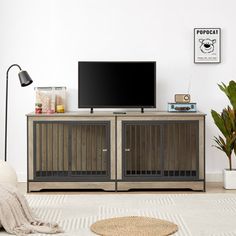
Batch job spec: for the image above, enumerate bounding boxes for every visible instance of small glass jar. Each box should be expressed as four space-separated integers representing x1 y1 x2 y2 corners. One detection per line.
35 87 54 113
55 87 66 113
35 87 66 113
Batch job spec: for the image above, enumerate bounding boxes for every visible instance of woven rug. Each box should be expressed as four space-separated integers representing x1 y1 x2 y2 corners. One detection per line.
0 193 236 235
90 216 178 236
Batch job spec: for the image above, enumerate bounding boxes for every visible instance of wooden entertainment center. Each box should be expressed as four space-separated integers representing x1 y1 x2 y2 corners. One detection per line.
27 111 205 192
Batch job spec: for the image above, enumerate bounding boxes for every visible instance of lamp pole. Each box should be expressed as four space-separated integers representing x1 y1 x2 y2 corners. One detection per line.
4 64 33 162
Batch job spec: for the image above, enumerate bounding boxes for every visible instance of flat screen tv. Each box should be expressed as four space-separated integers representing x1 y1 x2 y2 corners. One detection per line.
78 61 156 109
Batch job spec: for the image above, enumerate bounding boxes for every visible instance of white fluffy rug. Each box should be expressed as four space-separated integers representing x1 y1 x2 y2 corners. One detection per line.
0 193 236 235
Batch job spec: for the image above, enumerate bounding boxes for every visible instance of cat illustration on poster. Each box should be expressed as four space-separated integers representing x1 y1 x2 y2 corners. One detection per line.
199 38 216 54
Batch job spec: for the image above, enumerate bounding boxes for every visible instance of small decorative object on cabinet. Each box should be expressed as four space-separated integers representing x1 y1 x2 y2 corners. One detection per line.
168 103 197 112
27 111 205 192
174 94 191 103
211 81 236 189
35 87 66 114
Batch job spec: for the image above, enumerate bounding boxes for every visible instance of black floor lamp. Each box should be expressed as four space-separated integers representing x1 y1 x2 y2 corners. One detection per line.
4 64 33 162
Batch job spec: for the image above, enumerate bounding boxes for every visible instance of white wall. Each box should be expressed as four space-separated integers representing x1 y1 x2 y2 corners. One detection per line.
1 0 236 181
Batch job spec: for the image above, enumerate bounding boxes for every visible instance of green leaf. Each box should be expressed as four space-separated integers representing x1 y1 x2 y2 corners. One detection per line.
234 144 236 156
211 110 228 137
218 83 229 96
227 106 236 130
227 81 236 110
222 109 233 135
212 145 224 152
219 136 226 146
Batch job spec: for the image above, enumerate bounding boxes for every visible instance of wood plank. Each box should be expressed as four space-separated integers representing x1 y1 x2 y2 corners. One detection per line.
96 126 102 172
58 124 64 171
41 124 47 171
199 119 205 179
101 125 107 172
150 125 154 172
47 123 53 171
26 111 206 118
116 119 122 180
110 119 116 180
81 125 87 171
147 125 151 171
156 125 162 171
35 123 41 172
63 124 69 171
191 122 198 171
52 123 58 172
185 123 190 171
28 118 34 180
86 125 91 172
117 181 204 191
29 182 116 192
91 125 96 171
139 125 143 172
179 123 184 171
71 125 77 171
131 125 135 173
77 125 82 171
163 124 169 171
136 125 140 173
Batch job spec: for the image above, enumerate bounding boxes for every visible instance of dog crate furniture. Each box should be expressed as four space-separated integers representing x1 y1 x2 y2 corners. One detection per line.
27 111 205 192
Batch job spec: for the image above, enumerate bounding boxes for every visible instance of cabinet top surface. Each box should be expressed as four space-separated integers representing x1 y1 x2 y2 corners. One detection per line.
26 111 206 117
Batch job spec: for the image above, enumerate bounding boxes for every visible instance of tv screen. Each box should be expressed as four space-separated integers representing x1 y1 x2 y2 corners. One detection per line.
78 61 156 108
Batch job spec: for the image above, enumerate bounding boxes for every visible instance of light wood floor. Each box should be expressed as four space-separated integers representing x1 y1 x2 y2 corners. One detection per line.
18 182 236 194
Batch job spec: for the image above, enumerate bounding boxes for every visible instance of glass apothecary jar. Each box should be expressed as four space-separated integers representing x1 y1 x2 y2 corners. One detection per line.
55 87 66 113
35 87 66 113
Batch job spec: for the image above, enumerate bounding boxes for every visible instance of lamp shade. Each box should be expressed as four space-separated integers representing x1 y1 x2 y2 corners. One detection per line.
18 70 33 87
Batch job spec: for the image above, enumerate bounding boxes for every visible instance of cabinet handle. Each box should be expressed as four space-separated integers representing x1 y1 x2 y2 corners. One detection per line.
102 149 108 152
125 148 130 152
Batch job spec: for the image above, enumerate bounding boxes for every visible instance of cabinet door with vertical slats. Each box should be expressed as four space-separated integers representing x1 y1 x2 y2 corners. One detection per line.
122 120 199 180
123 122 162 179
33 121 110 181
162 121 199 179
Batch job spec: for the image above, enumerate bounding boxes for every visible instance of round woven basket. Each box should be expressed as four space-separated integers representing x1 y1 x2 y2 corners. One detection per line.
90 216 178 236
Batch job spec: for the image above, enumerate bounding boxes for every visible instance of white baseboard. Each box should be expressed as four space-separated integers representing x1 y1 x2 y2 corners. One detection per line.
17 172 223 183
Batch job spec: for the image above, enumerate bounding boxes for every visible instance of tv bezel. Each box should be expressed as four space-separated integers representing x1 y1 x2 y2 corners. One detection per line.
78 61 156 108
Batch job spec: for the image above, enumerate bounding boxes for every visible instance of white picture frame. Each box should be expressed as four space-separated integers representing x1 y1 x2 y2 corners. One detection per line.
194 28 221 64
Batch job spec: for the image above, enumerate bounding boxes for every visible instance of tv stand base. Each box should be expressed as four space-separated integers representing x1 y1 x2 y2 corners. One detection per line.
28 181 115 192
117 181 205 191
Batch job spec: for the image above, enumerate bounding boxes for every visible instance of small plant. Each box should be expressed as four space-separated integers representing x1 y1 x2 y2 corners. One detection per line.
211 107 236 170
211 81 236 170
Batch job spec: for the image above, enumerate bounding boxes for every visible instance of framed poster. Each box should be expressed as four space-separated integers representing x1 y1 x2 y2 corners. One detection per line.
194 28 221 63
